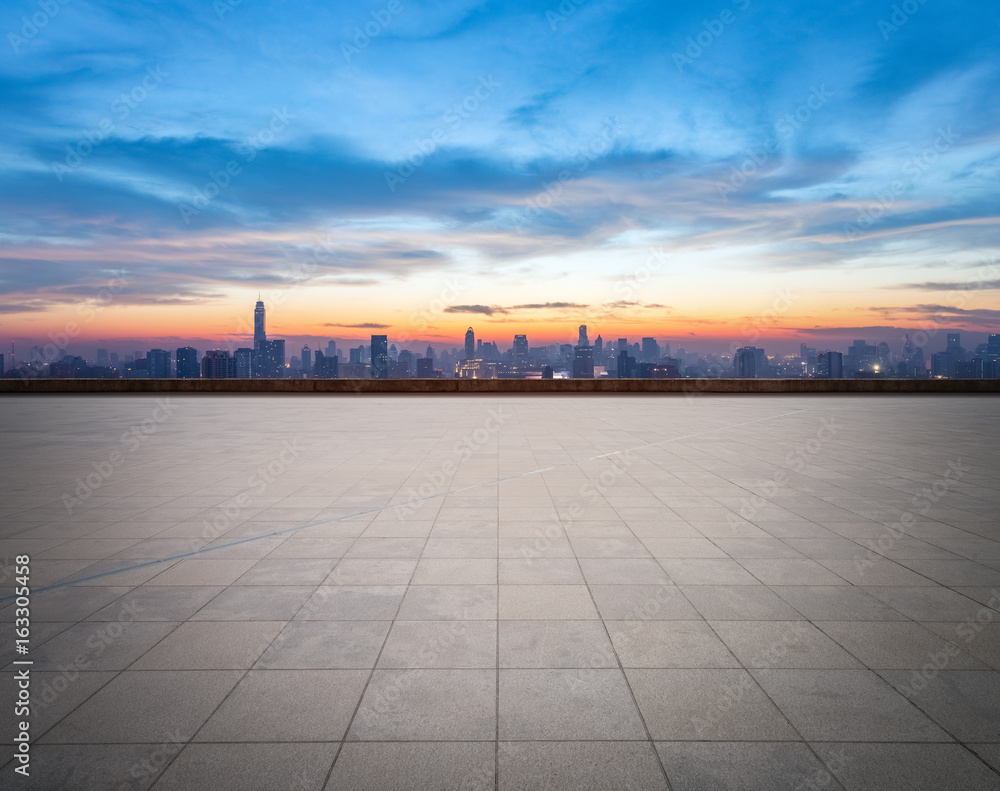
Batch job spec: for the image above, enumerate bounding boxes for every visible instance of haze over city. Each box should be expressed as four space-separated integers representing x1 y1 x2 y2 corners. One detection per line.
3 0 999 360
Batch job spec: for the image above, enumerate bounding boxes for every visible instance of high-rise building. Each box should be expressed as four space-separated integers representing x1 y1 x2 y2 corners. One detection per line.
594 335 603 356
371 335 389 379
946 333 962 354
641 337 659 362
96 348 109 367
148 349 170 378
513 335 528 370
253 297 267 377
465 328 475 360
234 348 254 378
734 346 766 378
817 351 843 379
573 346 594 378
578 325 589 347
0 353 4 374
313 350 339 378
988 335 1000 355
301 346 311 377
416 358 434 378
202 349 236 378
176 347 199 379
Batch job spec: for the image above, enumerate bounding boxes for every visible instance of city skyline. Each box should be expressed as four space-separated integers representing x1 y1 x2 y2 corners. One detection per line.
2 1 1000 355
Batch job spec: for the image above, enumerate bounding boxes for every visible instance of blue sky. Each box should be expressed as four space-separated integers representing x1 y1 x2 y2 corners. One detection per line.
2 0 999 354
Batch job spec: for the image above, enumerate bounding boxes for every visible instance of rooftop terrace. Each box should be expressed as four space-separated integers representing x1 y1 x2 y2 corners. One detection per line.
2 394 999 790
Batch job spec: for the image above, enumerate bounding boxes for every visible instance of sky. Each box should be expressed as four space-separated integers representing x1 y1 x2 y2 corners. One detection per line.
2 0 999 359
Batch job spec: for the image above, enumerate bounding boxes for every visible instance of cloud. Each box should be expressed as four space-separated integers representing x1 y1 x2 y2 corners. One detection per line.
444 305 507 315
887 280 1000 291
322 322 391 329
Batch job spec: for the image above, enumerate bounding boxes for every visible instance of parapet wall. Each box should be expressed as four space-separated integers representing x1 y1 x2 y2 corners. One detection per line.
1 378 998 394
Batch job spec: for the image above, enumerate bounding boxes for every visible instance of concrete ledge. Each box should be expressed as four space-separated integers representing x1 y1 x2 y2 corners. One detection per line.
1 378 998 394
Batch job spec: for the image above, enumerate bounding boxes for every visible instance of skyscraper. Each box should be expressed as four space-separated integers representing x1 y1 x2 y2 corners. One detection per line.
175 347 199 379
148 349 170 378
513 335 528 369
465 328 475 360
572 346 594 378
253 297 266 378
641 337 659 362
371 334 389 379
301 345 311 377
234 348 254 378
578 325 589 347
202 349 236 378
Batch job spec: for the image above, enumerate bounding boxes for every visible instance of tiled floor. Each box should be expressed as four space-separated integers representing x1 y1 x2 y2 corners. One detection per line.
1 394 999 790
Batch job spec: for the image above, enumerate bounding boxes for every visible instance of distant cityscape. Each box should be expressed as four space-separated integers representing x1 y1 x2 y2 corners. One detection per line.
4 298 1000 380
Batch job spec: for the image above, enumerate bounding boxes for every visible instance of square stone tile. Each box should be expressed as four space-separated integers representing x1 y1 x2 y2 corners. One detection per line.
196 669 368 741
579 558 671 585
590 585 701 620
712 621 861 669
657 558 760 585
295 586 405 620
657 742 845 791
923 621 1000 669
499 742 668 791
85 586 223 621
499 585 598 619
608 621 739 668
625 669 797 740
816 621 986 669
190 585 313 620
640 537 728 558
152 743 335 791
41 670 243 743
681 586 804 620
499 558 584 584
813 743 1000 791
773 586 906 621
0 744 175 791
378 620 496 668
345 537 426 558
569 536 652 558
26 620 179 671
500 620 616 668
737 558 848 585
266 538 353 558
256 620 390 668
348 669 496 740
397 585 497 620
882 669 1000 741
411 558 497 585
132 621 283 669
328 743 494 791
326 559 417 585
751 668 949 741
500 668 647 739
863 586 998 621
235 557 337 585
145 558 258 586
